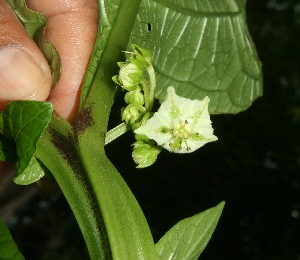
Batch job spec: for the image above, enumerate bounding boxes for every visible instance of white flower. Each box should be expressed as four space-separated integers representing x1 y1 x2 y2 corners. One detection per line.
134 87 218 153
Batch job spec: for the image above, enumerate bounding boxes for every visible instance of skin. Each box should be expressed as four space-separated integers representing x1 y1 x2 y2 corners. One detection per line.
0 0 98 173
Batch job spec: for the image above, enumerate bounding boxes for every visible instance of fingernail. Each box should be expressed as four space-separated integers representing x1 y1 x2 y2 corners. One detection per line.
0 47 51 103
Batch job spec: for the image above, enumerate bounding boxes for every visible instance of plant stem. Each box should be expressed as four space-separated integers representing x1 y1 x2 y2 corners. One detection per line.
146 64 156 111
141 79 151 111
74 0 158 258
105 122 129 145
36 114 110 259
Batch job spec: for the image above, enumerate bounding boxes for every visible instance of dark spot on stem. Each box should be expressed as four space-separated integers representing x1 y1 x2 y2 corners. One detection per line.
101 131 106 139
147 22 152 32
49 128 111 256
49 128 83 177
73 106 94 136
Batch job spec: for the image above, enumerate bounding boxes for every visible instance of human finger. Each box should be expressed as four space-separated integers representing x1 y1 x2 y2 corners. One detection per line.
0 0 52 111
26 0 98 121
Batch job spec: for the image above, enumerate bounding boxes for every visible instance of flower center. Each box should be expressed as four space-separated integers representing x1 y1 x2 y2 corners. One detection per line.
167 117 193 151
172 117 191 139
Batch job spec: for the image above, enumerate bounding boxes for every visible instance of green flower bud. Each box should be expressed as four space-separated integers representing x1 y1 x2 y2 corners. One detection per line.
131 112 152 130
122 104 146 125
129 55 150 70
112 75 122 86
124 89 144 105
139 112 152 125
132 141 161 168
127 45 153 70
118 62 143 91
131 44 152 64
135 133 150 142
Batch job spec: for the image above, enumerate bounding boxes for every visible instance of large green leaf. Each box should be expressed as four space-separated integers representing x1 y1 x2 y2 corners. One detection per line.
0 219 24 260
155 201 225 259
7 0 61 85
129 0 262 114
1 101 53 184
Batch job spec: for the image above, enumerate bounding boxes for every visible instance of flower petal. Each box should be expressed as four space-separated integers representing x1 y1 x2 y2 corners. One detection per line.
135 87 217 153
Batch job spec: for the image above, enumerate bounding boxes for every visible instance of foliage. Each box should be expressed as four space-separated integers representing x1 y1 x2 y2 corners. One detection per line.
129 0 262 113
0 219 24 260
0 101 52 184
0 0 262 259
155 202 225 260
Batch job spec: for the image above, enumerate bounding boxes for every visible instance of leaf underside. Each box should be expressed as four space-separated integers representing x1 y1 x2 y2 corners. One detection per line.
129 0 262 114
155 201 225 260
2 101 53 185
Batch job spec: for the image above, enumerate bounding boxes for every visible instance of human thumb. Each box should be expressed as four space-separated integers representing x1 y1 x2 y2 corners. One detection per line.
0 47 51 109
0 2 52 110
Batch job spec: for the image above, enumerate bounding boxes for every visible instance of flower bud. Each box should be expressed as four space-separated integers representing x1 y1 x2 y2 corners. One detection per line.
124 89 144 105
131 112 152 130
135 133 150 142
131 44 152 65
121 104 146 125
118 62 143 91
132 141 161 168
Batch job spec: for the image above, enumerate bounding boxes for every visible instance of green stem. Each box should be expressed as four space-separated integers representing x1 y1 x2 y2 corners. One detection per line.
141 79 151 111
74 0 158 259
146 65 156 111
105 122 129 145
36 114 110 259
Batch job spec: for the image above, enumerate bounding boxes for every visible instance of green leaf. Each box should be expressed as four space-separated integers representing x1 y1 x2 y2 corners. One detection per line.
7 0 61 85
235 0 246 9
13 156 46 185
2 101 53 185
0 219 24 260
155 201 225 260
129 0 262 114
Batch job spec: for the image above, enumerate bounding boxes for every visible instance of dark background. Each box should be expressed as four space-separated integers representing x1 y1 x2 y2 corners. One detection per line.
1 0 300 259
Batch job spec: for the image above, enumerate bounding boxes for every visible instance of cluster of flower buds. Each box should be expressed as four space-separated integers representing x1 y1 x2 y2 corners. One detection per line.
113 45 162 167
113 44 153 129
